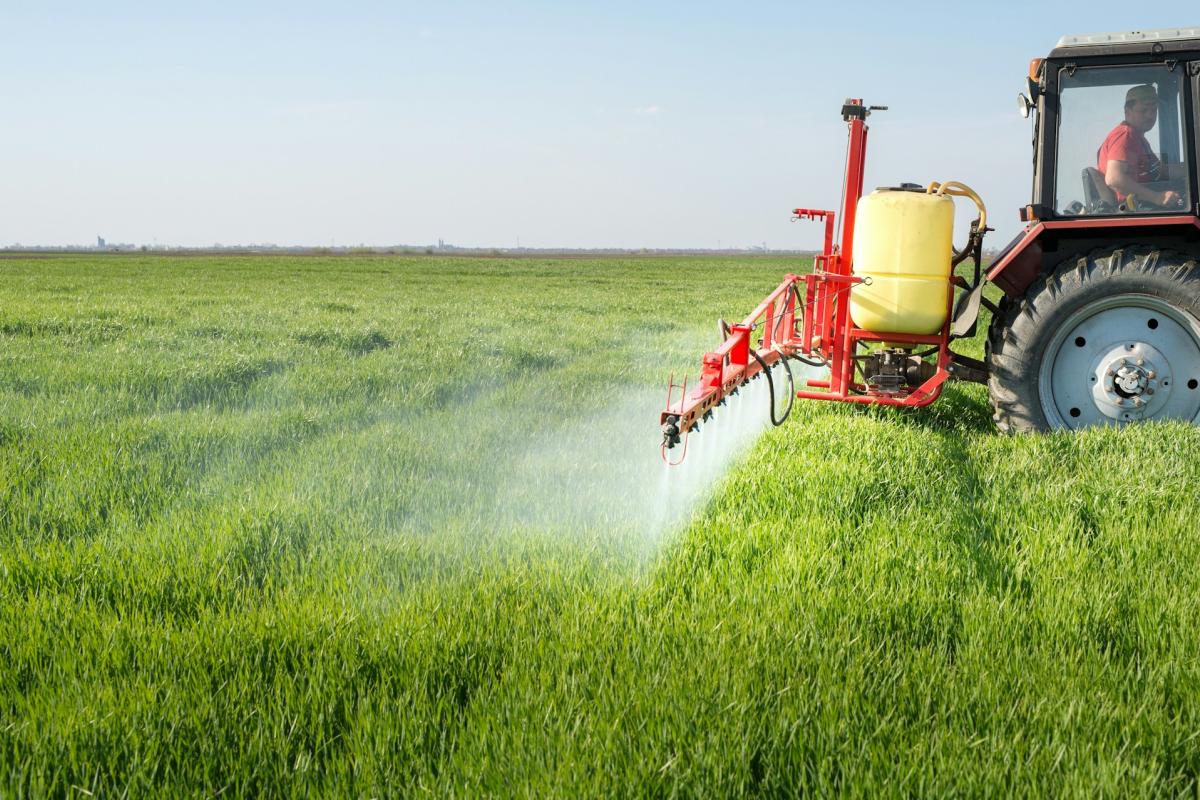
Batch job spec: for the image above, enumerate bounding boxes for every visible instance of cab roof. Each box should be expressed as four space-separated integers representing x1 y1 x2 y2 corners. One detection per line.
1049 27 1200 59
1056 27 1200 49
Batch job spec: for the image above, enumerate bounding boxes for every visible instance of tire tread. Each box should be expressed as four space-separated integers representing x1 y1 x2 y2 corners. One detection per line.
987 246 1200 433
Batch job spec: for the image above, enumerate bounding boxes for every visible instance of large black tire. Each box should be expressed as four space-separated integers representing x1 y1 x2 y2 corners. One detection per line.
987 246 1200 432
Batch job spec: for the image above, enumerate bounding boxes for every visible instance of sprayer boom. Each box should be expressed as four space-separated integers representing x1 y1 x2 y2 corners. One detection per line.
660 275 802 460
657 98 992 464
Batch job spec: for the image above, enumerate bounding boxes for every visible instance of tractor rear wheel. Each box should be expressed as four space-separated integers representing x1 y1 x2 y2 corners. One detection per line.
987 246 1200 432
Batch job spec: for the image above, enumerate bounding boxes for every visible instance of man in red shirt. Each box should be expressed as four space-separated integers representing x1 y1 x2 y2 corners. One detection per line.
1097 84 1181 209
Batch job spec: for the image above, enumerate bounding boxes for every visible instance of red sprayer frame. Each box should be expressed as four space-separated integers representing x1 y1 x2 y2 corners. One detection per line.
793 100 953 407
659 99 960 460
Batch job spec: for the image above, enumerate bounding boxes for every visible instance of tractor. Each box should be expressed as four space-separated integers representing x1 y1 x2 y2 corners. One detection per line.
660 27 1200 460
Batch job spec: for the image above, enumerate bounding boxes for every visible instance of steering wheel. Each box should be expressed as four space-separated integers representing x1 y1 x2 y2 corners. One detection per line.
1126 193 1185 213
1130 180 1188 212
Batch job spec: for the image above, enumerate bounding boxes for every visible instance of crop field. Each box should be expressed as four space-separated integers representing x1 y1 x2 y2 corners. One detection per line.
3 253 1200 797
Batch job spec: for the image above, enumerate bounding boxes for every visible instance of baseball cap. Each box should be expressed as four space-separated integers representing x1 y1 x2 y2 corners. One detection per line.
1125 84 1158 106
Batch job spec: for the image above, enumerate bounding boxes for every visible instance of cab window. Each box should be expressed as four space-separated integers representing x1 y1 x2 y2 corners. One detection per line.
1054 64 1190 216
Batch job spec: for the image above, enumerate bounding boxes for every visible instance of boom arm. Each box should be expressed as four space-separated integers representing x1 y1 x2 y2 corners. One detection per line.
659 275 802 456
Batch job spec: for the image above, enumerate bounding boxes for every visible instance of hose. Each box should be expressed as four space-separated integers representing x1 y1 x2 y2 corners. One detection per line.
791 352 828 368
750 349 795 427
926 180 988 233
770 284 792 344
770 284 827 368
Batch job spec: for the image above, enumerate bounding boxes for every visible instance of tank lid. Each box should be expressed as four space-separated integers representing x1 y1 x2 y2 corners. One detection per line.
874 183 926 193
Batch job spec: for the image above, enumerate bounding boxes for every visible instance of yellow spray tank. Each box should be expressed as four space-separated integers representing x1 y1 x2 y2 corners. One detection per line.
849 181 987 335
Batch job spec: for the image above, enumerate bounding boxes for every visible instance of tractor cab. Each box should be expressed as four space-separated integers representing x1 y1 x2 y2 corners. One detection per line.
990 28 1200 298
1027 28 1200 220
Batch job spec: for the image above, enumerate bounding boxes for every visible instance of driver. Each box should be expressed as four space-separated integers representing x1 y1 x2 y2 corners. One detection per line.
1097 84 1181 209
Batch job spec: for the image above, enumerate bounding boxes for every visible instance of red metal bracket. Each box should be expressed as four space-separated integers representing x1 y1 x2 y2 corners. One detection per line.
792 208 837 256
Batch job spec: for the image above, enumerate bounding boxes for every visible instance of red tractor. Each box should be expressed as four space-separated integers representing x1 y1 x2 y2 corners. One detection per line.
661 27 1200 459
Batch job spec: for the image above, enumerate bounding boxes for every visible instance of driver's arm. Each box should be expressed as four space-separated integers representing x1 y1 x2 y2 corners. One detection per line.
1105 159 1180 207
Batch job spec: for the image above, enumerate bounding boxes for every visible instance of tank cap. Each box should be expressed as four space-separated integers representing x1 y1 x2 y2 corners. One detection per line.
875 182 926 193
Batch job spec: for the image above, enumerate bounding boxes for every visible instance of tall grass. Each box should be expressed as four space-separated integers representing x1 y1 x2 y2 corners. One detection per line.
2 253 1199 796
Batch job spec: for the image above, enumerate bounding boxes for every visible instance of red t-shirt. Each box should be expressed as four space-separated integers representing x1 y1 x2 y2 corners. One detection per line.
1097 122 1161 199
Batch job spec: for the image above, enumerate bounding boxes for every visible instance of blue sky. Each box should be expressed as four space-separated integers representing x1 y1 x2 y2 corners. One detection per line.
1 2 1194 248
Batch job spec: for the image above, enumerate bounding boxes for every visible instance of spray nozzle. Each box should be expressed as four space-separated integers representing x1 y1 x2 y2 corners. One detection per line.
662 415 681 449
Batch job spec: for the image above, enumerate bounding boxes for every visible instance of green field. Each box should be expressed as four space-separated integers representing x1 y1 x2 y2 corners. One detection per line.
3 253 1200 797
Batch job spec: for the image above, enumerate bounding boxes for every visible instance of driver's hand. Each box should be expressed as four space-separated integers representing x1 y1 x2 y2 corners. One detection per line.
1160 190 1184 208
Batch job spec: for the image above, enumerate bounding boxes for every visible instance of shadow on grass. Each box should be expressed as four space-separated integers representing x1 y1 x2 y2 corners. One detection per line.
296 329 392 357
848 383 995 437
874 386 1031 602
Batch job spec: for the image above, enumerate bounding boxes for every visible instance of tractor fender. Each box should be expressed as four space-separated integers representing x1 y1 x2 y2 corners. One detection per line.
986 224 1044 298
986 215 1200 298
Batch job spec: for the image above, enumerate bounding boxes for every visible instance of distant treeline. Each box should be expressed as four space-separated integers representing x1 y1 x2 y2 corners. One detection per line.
1 245 1011 259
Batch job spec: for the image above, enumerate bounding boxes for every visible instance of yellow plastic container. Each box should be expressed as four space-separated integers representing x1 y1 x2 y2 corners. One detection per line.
850 189 954 335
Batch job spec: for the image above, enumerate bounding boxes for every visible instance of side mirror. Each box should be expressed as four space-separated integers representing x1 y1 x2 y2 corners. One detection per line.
1018 93 1033 119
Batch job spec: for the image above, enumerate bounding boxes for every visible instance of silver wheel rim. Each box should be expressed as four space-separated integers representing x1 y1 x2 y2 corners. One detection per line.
1038 294 1200 430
